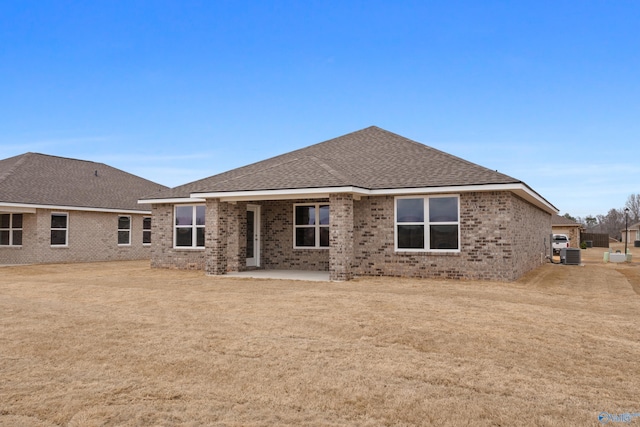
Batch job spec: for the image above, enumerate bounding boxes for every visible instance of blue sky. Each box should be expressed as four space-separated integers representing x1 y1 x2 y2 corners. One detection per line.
1 1 638 218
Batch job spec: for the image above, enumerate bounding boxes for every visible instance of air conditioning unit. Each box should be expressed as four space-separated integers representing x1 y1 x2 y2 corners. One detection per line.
560 248 581 265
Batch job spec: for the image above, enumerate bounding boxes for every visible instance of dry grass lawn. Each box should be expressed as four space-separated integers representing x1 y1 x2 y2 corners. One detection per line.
1 245 639 426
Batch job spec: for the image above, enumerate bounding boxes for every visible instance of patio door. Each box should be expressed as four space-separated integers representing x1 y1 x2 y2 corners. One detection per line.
246 205 260 267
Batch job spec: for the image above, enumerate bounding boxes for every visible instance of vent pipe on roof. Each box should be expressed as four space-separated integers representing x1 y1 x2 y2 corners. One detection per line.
95 170 98 177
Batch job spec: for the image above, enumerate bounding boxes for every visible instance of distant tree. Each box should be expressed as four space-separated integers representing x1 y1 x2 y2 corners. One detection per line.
562 213 577 222
584 216 598 230
574 193 640 239
605 209 625 239
625 194 640 223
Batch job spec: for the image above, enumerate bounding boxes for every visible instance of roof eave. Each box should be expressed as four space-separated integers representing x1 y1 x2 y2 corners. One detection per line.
170 183 557 214
0 202 151 215
138 197 207 205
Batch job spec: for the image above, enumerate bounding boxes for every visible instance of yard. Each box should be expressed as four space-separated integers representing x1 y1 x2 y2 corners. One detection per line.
1 246 639 426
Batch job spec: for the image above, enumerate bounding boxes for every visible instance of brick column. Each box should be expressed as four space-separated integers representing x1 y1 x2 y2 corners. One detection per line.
150 204 171 268
205 198 228 275
225 202 246 273
329 193 354 281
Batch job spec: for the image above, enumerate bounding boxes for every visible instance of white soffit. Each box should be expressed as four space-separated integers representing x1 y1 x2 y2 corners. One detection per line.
138 197 206 205
186 183 557 214
0 202 150 215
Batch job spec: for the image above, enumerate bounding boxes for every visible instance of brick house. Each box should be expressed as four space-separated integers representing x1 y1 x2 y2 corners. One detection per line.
0 153 167 265
141 127 557 281
621 222 640 244
552 214 582 248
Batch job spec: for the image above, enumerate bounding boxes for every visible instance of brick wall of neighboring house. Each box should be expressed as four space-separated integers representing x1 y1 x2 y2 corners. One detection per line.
151 204 206 270
0 209 151 265
352 192 551 281
552 226 581 249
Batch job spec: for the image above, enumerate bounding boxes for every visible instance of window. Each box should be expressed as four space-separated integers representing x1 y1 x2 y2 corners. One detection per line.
51 213 68 246
395 196 459 251
0 213 23 246
118 216 131 245
174 205 205 248
294 204 329 248
143 217 151 245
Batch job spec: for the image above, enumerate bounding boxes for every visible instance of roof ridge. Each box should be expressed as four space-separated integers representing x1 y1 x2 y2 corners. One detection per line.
143 126 534 200
307 155 355 185
1 152 167 211
168 126 382 193
0 152 30 186
189 156 307 193
28 152 106 166
370 127 521 183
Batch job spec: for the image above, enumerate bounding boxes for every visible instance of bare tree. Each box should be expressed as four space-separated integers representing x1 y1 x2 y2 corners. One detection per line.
625 194 640 223
567 193 640 239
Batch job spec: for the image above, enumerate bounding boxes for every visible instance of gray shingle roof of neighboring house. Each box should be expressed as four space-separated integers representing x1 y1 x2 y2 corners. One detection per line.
552 214 582 226
0 153 167 212
148 126 525 200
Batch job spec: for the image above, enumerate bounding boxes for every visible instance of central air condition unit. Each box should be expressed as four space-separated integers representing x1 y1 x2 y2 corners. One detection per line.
560 248 581 265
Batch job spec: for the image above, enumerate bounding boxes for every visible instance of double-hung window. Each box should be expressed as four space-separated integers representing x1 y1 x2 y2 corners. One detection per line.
118 216 131 245
175 205 205 248
294 204 329 248
143 217 151 245
0 213 23 246
51 213 68 246
395 196 459 251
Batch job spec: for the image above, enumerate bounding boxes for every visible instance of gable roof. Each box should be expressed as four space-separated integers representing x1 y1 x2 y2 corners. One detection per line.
0 153 167 212
142 126 556 213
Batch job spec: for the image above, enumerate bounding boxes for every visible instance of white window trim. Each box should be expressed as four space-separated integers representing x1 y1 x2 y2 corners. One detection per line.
394 195 461 253
0 213 23 247
293 203 330 250
142 216 152 246
118 215 132 246
51 212 69 247
173 205 206 249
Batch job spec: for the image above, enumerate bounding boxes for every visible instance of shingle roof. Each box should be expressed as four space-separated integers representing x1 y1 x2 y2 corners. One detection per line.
152 126 522 199
552 214 581 226
0 153 167 211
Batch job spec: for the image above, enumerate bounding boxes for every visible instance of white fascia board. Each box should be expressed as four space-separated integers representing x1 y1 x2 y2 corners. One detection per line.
0 204 37 214
187 183 557 214
367 183 522 195
138 197 206 205
190 187 369 202
368 183 557 214
0 202 150 215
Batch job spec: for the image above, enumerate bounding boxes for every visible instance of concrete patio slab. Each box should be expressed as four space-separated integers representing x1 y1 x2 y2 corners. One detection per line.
225 270 330 281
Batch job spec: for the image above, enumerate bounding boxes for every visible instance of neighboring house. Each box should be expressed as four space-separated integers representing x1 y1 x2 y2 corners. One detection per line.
552 214 582 248
0 153 167 265
621 222 640 244
140 126 557 281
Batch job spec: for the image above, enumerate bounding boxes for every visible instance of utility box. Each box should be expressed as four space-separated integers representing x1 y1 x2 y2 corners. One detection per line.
560 248 581 265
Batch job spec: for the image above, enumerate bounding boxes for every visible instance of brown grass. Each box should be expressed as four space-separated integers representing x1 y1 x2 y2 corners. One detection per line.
1 247 639 426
